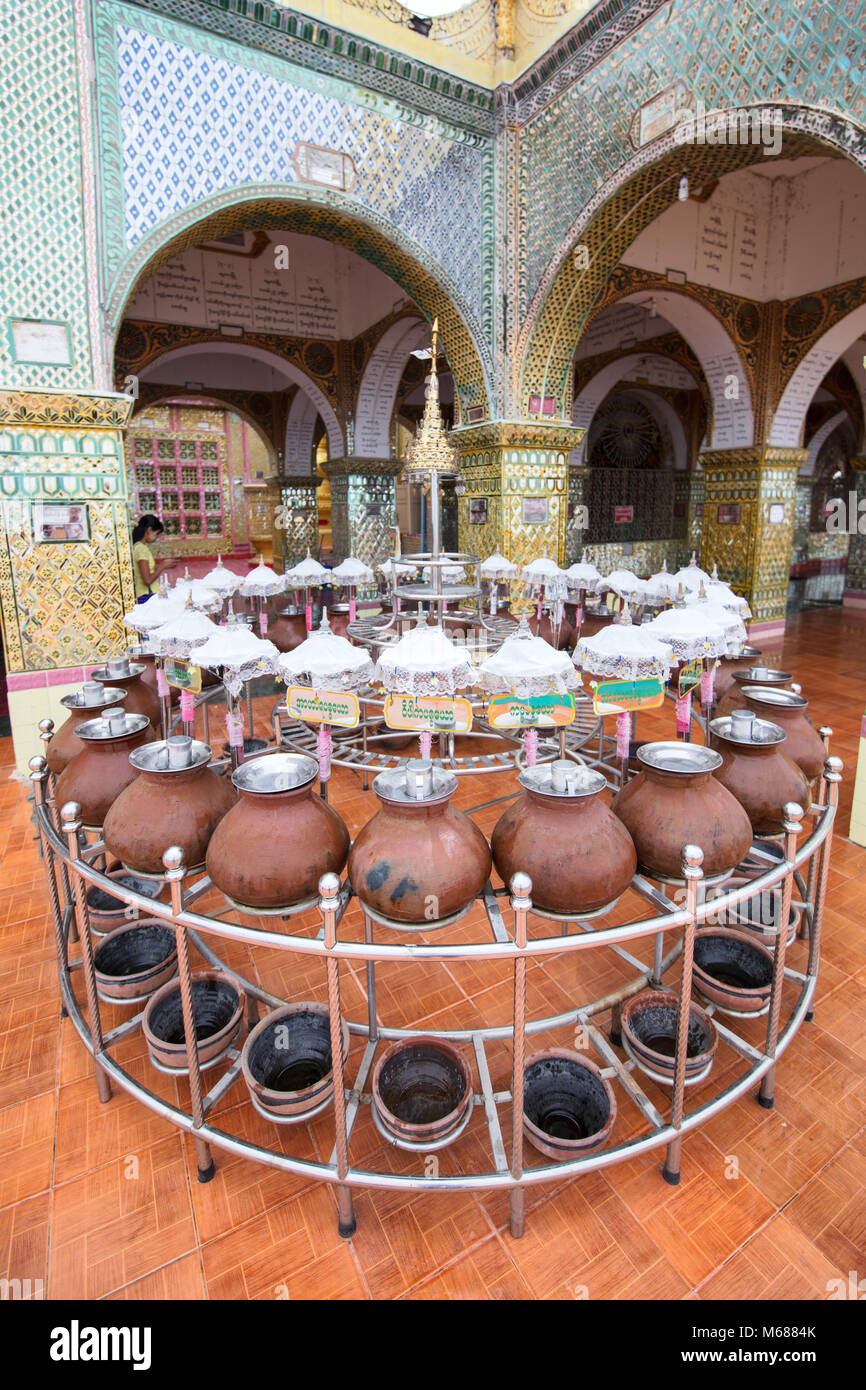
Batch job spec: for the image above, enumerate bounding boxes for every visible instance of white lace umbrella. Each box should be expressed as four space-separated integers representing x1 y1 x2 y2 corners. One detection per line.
191 618 280 698
682 594 748 652
674 552 711 593
599 569 648 603
201 556 242 596
148 605 221 659
480 552 518 614
285 551 331 633
240 557 286 598
577 608 672 773
705 564 752 619
375 620 473 697
278 610 374 692
123 591 186 632
648 606 728 662
564 554 602 592
645 560 681 606
522 557 568 600
332 555 375 622
421 563 466 584
171 573 222 612
478 618 580 698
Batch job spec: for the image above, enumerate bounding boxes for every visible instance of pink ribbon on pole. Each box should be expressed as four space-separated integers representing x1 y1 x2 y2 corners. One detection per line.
156 668 170 699
225 710 245 748
536 594 543 621
305 604 312 631
317 724 332 783
676 691 692 734
700 666 715 704
524 728 538 766
258 612 268 637
180 689 196 723
616 710 630 761
349 596 357 622
576 604 583 630
419 730 432 759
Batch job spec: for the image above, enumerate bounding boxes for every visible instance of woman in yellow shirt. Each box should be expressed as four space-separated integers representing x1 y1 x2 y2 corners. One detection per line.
132 514 174 601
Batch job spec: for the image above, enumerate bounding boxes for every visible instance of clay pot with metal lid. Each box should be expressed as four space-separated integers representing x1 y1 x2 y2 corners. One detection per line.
612 742 753 883
241 1002 349 1122
737 686 825 782
713 664 793 720
712 645 762 701
527 611 573 651
206 753 349 911
268 605 307 653
522 1050 617 1161
325 604 352 638
710 709 810 836
54 711 155 829
142 969 243 1071
103 736 236 878
348 759 491 924
89 656 162 730
46 680 127 774
491 760 636 915
371 1036 472 1148
621 989 717 1082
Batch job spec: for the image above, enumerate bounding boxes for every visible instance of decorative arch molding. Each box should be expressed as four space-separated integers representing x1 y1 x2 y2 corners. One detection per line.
771 304 866 448
284 388 320 475
572 351 697 466
517 109 866 418
354 315 429 459
802 411 853 478
103 190 493 419
134 341 344 458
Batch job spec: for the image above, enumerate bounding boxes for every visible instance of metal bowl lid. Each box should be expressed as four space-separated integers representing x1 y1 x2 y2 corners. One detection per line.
130 737 213 773
741 685 806 710
77 711 151 741
519 759 606 799
230 752 317 795
90 659 145 681
636 741 722 775
710 710 786 746
733 666 791 684
61 682 126 710
274 605 303 617
372 758 458 804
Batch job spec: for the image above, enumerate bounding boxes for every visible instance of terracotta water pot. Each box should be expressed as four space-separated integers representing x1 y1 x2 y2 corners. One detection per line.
371 1036 472 1147
206 753 349 910
89 656 162 730
522 1050 617 1161
710 710 810 836
491 760 636 915
737 686 825 782
268 606 307 653
85 868 168 935
712 646 762 701
241 1003 349 1121
46 681 127 774
527 611 573 651
326 604 352 637
93 920 178 1001
612 742 753 882
103 737 236 876
621 989 717 1081
692 928 774 1014
54 711 155 829
143 969 243 1071
713 664 793 720
348 760 491 924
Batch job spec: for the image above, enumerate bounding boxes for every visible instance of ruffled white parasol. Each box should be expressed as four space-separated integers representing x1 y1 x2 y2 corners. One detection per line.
201 556 242 595
478 618 580 697
285 551 330 586
599 569 648 602
240 557 287 597
190 616 280 697
705 564 752 619
565 552 602 592
123 592 186 632
480 552 519 579
576 605 672 680
682 593 747 652
148 604 222 659
644 559 681 605
421 563 466 584
522 557 568 600
375 619 474 697
673 552 711 593
277 610 375 691
647 605 728 661
332 556 375 585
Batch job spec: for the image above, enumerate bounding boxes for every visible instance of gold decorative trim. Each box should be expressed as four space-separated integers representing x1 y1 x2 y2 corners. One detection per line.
320 457 405 478
0 390 134 429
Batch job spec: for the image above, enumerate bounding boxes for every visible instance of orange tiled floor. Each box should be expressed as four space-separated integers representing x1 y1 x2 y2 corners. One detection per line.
1 605 865 1300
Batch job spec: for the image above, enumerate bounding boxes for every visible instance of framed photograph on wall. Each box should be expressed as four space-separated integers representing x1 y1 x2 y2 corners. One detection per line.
521 497 549 525
31 503 91 544
469 497 488 525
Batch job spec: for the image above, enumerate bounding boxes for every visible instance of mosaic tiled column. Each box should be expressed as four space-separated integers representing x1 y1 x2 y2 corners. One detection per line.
451 423 584 568
842 458 866 610
674 471 705 571
699 447 805 638
0 390 136 775
244 477 282 567
275 476 323 569
788 477 815 612
319 458 402 573
565 464 589 565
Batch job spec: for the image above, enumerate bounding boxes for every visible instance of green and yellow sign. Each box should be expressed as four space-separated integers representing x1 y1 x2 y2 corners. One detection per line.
592 678 665 715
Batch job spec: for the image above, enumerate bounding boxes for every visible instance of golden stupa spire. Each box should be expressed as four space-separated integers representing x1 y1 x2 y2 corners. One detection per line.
403 318 458 480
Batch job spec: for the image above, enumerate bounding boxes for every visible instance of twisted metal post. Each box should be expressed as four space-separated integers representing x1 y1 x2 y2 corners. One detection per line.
759 803 804 1108
509 871 531 1238
663 843 703 1185
29 759 69 1001
163 846 215 1181
39 719 77 940
803 727 833 932
806 759 842 1020
321 872 355 1238
61 802 111 1103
